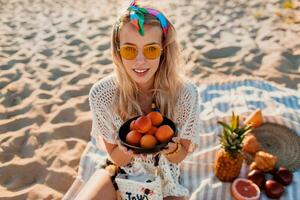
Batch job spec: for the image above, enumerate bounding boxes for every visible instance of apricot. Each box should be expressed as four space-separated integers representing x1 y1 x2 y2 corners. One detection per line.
146 126 158 135
147 111 163 126
126 130 142 146
135 116 152 133
243 134 261 155
140 135 157 149
130 120 137 130
155 125 174 143
244 109 263 128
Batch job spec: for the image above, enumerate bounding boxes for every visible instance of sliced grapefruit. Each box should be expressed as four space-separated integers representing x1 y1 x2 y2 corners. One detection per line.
231 178 260 200
244 109 263 128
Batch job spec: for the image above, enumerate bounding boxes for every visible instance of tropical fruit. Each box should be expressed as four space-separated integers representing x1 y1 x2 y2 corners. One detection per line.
130 120 138 130
247 169 266 188
155 125 174 143
140 135 158 149
135 116 152 133
242 135 261 155
214 112 252 182
274 167 293 186
124 113 175 149
231 178 260 200
147 111 163 126
244 109 263 128
126 130 142 146
146 126 158 135
264 180 284 199
250 151 277 172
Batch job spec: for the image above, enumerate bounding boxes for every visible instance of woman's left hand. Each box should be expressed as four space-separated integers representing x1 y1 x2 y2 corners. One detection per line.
160 136 180 155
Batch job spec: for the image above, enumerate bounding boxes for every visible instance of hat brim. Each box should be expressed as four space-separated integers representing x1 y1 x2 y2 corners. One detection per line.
251 122 300 172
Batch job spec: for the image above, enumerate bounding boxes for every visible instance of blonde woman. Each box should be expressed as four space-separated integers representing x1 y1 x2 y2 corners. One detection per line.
64 1 200 200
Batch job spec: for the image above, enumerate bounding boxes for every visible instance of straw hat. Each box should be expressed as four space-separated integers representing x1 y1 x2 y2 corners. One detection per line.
251 122 300 172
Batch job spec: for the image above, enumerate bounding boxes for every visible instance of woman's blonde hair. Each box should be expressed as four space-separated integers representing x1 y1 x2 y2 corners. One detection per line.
111 5 184 121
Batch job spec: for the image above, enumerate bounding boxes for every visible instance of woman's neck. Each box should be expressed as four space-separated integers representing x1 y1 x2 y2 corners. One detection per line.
137 79 154 96
138 95 153 114
136 78 155 114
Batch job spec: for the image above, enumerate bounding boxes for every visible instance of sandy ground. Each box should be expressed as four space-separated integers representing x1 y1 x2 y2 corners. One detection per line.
0 0 299 199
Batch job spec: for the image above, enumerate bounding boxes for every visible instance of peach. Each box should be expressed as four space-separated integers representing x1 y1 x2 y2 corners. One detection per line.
147 111 163 126
244 109 263 128
155 125 174 143
126 130 142 146
145 126 158 135
130 120 137 130
135 115 152 133
140 135 157 149
243 134 261 155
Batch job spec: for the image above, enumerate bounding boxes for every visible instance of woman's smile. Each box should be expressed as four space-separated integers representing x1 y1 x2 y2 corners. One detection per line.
132 68 150 77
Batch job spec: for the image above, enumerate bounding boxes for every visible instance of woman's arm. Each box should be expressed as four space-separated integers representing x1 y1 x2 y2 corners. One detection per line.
102 138 134 167
162 138 190 164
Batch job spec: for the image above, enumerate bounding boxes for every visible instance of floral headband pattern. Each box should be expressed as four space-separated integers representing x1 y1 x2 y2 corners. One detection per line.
128 1 168 36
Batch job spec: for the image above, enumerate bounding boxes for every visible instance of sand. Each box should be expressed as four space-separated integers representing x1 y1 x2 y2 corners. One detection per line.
0 0 299 199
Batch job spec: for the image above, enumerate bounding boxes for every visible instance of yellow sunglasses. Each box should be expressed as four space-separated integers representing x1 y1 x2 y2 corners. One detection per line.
118 44 163 60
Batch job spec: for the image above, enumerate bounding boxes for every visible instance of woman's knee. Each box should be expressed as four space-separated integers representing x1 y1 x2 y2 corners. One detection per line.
63 177 84 200
74 169 117 200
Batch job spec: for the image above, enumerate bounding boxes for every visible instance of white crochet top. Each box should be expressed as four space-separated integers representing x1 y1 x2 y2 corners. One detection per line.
89 74 200 197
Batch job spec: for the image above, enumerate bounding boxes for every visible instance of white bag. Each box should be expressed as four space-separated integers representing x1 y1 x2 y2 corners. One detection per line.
115 167 163 200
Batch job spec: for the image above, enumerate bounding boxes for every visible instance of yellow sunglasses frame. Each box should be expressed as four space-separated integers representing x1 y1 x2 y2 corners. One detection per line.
118 44 163 60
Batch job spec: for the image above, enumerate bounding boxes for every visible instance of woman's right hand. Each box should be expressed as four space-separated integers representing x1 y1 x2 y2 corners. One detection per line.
116 140 134 156
111 140 135 166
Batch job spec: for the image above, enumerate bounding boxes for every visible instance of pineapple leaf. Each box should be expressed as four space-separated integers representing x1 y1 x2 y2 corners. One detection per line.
236 115 239 130
226 130 233 145
236 123 252 135
217 112 253 155
220 128 231 146
240 134 247 142
231 112 241 131
230 112 237 130
218 121 233 132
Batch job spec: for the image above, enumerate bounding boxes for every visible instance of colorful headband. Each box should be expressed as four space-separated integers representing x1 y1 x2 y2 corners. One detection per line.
128 1 168 36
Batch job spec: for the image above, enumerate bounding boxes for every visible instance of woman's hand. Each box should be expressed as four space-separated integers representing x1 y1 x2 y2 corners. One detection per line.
106 140 135 167
160 136 180 155
116 140 134 156
160 137 191 164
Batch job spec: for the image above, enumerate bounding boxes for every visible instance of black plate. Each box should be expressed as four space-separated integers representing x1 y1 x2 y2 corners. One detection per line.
118 116 177 154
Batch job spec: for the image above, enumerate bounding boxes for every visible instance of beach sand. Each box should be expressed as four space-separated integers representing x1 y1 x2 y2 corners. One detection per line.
0 0 299 199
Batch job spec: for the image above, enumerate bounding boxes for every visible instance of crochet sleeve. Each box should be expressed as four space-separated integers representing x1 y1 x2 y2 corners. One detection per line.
89 80 117 145
174 82 200 152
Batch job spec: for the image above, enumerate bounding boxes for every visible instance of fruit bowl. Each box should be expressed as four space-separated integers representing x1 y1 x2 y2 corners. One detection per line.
118 115 177 154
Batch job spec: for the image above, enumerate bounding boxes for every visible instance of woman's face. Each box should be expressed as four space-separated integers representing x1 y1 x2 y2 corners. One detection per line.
119 23 163 90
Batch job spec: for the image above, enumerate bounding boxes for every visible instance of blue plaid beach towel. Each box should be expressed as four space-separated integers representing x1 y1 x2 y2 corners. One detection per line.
181 77 300 200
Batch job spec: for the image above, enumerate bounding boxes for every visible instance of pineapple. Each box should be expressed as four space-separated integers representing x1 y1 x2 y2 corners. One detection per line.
214 112 252 182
